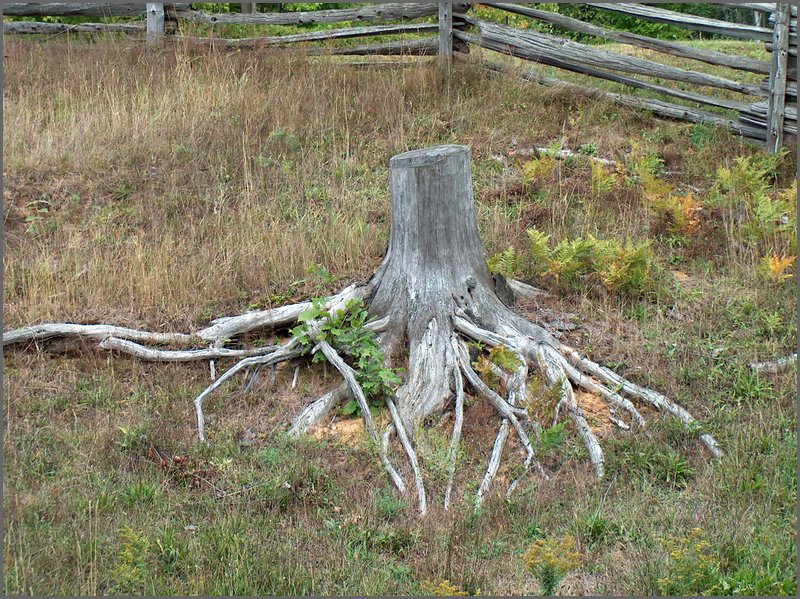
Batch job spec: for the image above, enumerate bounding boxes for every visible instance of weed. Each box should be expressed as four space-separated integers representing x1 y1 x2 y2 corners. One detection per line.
523 534 582 595
534 421 568 456
759 252 795 284
291 298 402 415
118 480 159 507
650 192 702 237
374 487 407 520
521 156 555 186
590 161 617 196
420 579 470 596
110 527 150 594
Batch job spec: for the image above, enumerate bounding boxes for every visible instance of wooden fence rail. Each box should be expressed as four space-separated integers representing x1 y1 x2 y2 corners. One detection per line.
3 1 794 151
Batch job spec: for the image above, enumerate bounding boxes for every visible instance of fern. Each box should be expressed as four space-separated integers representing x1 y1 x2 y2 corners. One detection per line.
526 227 552 275
487 246 523 279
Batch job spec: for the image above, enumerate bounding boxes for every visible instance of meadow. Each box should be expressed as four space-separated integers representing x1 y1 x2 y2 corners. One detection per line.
2 36 797 595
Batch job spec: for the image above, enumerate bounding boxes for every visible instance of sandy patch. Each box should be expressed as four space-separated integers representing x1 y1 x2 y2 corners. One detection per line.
574 388 612 435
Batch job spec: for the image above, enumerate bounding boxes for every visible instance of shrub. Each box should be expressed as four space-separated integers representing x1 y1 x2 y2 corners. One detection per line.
291 298 402 416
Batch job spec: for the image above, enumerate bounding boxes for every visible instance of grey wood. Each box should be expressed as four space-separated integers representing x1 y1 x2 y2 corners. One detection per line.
767 3 791 151
586 2 774 41
438 2 453 65
171 23 437 48
175 35 438 57
464 52 766 140
146 2 164 47
3 3 187 16
466 19 763 96
175 3 447 26
485 2 770 75
3 21 144 34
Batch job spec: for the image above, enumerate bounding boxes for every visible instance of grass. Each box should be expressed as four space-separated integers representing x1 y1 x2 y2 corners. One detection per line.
3 36 797 596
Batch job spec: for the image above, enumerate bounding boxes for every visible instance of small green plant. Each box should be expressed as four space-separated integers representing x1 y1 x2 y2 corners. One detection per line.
689 123 715 149
590 161 617 196
523 534 582 595
533 421 567 456
115 424 149 454
657 528 724 595
374 487 407 520
472 344 521 391
487 246 523 279
118 480 158 507
291 298 402 416
155 530 186 576
521 156 555 186
576 511 620 545
577 142 597 156
609 440 695 488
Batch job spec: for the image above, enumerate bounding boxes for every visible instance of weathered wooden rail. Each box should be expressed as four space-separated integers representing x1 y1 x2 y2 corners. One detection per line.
3 2 795 151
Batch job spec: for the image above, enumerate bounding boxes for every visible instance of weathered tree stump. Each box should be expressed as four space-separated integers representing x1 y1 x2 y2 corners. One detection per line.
3 145 722 514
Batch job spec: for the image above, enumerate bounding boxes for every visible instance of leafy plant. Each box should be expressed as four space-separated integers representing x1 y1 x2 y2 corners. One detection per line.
759 253 796 284
521 156 555 186
590 161 617 196
650 192 702 236
533 421 567 456
487 246 523 279
527 228 552 276
291 298 402 416
523 534 582 595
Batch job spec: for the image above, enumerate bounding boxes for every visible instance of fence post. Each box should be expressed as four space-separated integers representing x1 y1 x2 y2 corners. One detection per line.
146 3 165 48
766 2 790 153
241 3 255 13
438 2 453 67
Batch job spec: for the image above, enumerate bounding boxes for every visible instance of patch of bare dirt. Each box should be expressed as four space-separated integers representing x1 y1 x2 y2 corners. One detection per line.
312 416 367 447
574 388 612 436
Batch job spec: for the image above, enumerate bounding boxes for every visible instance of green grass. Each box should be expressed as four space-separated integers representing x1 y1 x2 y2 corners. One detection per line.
3 36 797 595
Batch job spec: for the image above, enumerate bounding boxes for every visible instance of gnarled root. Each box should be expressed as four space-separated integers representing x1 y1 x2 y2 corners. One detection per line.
3 277 722 515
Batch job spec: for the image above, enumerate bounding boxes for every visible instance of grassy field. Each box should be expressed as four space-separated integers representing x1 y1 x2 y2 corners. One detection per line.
3 36 797 596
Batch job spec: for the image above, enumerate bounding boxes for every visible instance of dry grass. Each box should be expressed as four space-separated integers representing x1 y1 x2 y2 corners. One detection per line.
3 38 797 596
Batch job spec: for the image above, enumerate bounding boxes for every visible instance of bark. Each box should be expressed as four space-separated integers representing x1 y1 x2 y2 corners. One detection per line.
367 145 505 429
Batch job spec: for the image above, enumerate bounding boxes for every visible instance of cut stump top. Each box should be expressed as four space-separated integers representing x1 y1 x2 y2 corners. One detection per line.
390 144 470 168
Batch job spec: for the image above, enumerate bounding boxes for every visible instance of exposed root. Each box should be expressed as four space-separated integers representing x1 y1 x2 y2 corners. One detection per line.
386 397 427 515
476 418 510 508
444 340 466 510
559 345 723 458
315 340 406 495
533 343 605 477
194 340 303 442
288 382 349 437
2 323 193 347
750 353 797 373
97 336 279 362
4 279 723 512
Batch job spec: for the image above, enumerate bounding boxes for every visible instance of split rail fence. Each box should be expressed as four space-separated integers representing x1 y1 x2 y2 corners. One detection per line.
4 2 797 151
